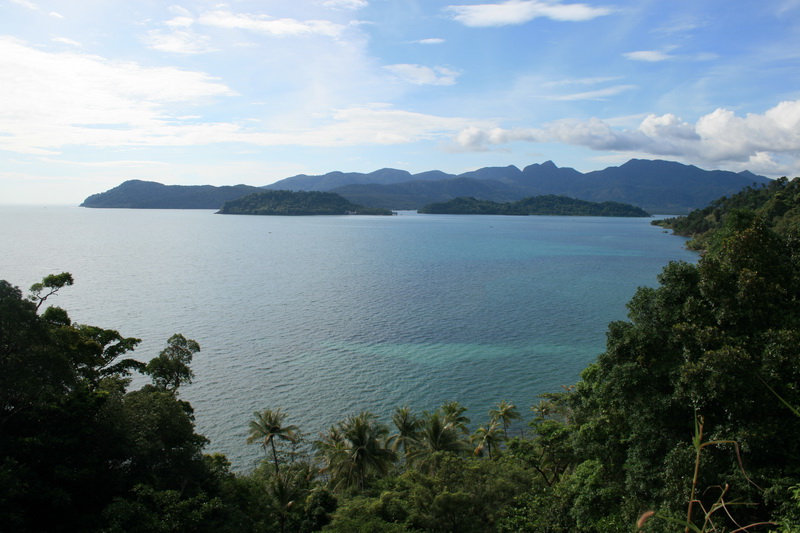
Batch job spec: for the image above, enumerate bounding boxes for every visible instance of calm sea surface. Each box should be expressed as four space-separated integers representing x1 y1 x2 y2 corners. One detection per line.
1 206 696 469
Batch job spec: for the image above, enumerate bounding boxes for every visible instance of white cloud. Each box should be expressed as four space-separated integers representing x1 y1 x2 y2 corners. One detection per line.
9 0 61 17
52 37 82 47
9 0 38 10
544 76 621 87
320 0 368 9
384 64 461 86
0 39 479 153
551 84 636 101
416 38 446 45
453 100 800 176
623 50 673 62
197 10 345 38
143 29 215 54
0 37 236 153
446 0 612 27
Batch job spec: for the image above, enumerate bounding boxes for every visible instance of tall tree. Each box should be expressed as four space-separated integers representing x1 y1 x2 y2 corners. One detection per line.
489 400 521 439
440 400 471 434
470 420 501 459
145 333 200 392
408 410 469 474
247 409 299 475
388 405 421 461
317 412 395 491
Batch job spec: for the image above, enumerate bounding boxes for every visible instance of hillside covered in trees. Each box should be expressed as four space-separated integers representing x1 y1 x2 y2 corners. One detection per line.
654 176 800 249
216 190 393 216
418 195 650 217
79 159 769 213
81 180 264 209
4 210 800 531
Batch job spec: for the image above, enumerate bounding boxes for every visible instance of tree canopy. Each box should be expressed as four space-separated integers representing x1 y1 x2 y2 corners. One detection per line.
418 195 650 217
216 190 393 216
5 200 800 531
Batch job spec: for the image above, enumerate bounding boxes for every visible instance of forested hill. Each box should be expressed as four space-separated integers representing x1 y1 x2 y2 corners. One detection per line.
80 159 769 213
280 159 769 213
654 176 799 249
418 195 650 217
80 179 263 209
216 190 393 216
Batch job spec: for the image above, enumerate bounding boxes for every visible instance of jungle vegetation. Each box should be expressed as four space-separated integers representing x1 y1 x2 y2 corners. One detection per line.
654 176 800 249
417 195 650 217
4 199 800 531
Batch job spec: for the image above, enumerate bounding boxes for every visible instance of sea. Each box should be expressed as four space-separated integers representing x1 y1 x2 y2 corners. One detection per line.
0 206 697 470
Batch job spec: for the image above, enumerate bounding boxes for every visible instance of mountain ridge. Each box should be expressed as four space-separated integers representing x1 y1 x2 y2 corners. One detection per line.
81 159 772 213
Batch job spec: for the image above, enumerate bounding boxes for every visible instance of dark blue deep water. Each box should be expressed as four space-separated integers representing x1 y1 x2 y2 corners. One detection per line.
1 207 696 468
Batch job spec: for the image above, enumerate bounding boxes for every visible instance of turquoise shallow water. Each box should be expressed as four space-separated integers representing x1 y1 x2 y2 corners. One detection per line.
0 207 696 469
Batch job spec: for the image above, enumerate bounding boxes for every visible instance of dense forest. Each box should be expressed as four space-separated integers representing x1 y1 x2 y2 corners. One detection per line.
417 195 650 217
653 176 800 249
216 190 393 216
4 194 800 531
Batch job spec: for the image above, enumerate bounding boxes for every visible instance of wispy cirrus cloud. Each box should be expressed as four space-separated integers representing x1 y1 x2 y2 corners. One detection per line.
445 0 613 27
384 64 461 86
143 6 353 54
142 29 215 54
550 84 636 101
320 0 369 9
51 37 82 47
197 10 346 38
623 50 674 62
0 38 478 153
0 37 236 154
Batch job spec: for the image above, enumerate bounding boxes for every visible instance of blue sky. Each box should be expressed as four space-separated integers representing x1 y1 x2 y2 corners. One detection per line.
2 0 800 204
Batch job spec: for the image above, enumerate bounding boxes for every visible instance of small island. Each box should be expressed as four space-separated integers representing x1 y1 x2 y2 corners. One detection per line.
418 195 651 217
216 190 394 216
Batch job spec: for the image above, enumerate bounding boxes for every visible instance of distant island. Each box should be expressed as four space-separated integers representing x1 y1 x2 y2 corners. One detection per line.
79 159 771 213
216 190 393 216
80 180 263 209
418 195 650 217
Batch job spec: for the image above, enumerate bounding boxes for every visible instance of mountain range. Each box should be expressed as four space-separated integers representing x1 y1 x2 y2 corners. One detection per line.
81 159 771 213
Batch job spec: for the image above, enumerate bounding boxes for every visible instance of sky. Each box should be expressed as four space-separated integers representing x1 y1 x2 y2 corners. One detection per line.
2 0 800 204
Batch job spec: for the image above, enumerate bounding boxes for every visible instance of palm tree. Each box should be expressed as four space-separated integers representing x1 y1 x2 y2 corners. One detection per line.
388 405 421 461
247 408 299 474
265 462 315 533
489 400 521 439
408 410 469 474
470 420 501 459
315 412 396 491
339 411 396 491
440 400 471 434
313 424 348 485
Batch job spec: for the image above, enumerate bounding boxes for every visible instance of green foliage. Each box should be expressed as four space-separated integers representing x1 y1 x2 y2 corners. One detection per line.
29 272 74 310
654 176 800 249
0 274 236 532
7 206 800 532
418 195 650 216
145 333 200 391
247 408 300 475
217 190 393 216
567 214 800 530
314 411 396 491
